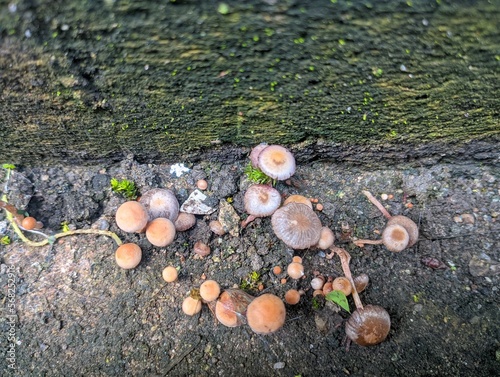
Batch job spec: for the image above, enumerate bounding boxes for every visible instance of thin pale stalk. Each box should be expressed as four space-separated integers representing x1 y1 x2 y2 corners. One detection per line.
362 190 392 219
353 238 383 247
331 247 364 310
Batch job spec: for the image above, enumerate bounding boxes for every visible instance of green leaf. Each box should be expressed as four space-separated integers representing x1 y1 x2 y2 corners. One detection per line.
2 164 16 170
325 290 350 313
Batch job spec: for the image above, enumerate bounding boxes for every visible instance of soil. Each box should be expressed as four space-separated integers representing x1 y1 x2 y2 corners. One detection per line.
0 152 499 377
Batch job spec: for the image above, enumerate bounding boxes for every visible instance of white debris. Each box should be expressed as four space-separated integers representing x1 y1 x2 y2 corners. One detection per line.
180 190 216 215
169 163 190 177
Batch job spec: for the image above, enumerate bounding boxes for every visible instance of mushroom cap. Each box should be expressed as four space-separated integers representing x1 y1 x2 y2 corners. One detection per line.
345 305 391 346
115 243 142 269
284 289 301 305
145 217 176 247
382 223 409 252
174 212 197 232
139 188 179 222
287 262 304 279
215 289 254 327
316 226 335 250
353 273 369 293
246 293 286 334
244 184 282 217
271 202 322 249
331 277 352 296
162 266 178 282
115 201 149 233
283 194 313 209
199 280 221 302
387 215 419 247
249 142 268 168
257 145 296 181
182 296 202 316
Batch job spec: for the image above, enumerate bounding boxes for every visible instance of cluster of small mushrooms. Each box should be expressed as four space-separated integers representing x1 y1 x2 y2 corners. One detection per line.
109 142 419 345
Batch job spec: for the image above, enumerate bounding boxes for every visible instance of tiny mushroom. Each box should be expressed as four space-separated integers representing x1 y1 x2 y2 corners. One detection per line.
115 243 142 269
331 277 352 296
162 266 178 283
146 218 176 247
271 202 322 249
249 142 268 168
174 212 197 232
257 144 296 181
283 194 313 210
182 296 202 316
246 293 286 334
139 188 179 222
284 289 302 305
21 216 37 230
316 227 335 250
115 201 149 233
287 262 304 279
199 280 221 302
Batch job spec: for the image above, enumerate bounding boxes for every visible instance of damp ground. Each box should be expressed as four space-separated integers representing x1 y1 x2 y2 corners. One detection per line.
0 154 499 376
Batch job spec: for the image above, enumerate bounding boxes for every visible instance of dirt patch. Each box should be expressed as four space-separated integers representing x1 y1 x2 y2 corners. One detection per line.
1 154 499 376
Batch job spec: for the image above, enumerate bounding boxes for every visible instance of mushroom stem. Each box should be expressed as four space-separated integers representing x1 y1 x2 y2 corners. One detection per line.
362 190 392 219
241 214 256 229
353 238 384 247
330 247 364 310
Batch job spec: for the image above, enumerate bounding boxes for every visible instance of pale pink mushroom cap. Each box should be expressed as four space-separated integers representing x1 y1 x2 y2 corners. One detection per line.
257 145 296 181
244 184 282 217
271 202 322 249
249 143 268 168
139 188 179 222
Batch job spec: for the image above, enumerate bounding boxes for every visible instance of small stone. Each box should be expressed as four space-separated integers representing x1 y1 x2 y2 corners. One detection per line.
273 362 285 369
180 190 216 215
469 253 499 277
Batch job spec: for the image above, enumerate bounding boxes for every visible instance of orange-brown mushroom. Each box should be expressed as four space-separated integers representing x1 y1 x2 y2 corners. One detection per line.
115 243 142 269
246 293 286 334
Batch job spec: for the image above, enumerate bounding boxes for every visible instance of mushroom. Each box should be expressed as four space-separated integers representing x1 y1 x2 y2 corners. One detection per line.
162 266 178 283
271 202 322 249
182 296 202 316
193 241 211 257
139 188 179 222
145 218 176 247
330 246 391 347
345 305 391 346
115 201 149 233
284 289 302 305
215 289 254 327
257 144 296 181
353 273 369 293
316 227 335 250
310 276 325 290
21 216 37 230
241 184 282 228
246 293 286 334
115 243 142 269
353 191 419 252
287 262 304 280
331 277 352 296
249 142 268 168
174 212 197 232
199 280 221 302
283 194 313 210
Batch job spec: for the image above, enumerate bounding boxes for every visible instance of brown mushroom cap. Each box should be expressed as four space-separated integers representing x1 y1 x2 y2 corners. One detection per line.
387 215 419 247
145 218 176 247
244 184 282 217
182 296 202 316
271 202 322 249
331 277 352 296
215 289 254 327
246 293 286 334
382 223 409 252
139 188 179 222
115 201 149 233
345 305 391 346
257 145 296 181
174 212 197 232
115 243 142 269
